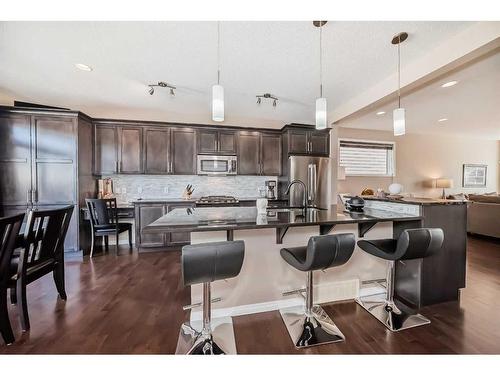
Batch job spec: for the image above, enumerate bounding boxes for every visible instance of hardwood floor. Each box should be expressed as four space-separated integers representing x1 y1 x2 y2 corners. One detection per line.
1 236 499 354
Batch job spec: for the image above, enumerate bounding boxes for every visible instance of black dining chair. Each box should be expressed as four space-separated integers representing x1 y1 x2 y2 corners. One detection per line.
85 198 132 258
0 213 24 345
8 205 74 332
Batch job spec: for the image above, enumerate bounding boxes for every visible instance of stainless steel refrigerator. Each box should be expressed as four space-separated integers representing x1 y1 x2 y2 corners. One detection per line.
288 155 331 209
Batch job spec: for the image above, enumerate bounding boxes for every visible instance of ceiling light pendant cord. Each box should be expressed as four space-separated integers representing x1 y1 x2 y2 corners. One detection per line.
217 21 221 85
397 35 401 109
319 25 323 98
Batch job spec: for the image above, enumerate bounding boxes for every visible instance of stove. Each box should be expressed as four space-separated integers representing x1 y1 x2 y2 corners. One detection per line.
195 195 239 206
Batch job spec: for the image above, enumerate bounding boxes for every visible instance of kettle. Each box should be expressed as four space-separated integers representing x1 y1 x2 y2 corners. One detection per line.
345 196 365 212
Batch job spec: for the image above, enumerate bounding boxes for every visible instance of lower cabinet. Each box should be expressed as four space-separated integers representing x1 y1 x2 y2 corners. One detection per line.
135 202 195 249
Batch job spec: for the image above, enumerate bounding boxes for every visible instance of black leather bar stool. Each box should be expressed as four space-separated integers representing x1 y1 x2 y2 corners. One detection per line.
356 228 444 332
279 233 355 348
176 240 245 355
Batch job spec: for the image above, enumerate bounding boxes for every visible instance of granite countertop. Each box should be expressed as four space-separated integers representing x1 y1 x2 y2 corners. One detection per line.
129 197 287 204
143 206 423 233
348 195 467 205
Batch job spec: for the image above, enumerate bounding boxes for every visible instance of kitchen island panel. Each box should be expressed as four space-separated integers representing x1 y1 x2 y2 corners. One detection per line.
188 223 392 321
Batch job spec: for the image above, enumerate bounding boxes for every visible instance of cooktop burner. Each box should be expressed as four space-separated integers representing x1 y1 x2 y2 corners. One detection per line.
196 195 239 205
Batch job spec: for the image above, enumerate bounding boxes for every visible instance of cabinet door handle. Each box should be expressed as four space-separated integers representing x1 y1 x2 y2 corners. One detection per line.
170 161 173 174
115 161 119 172
27 189 31 205
32 189 37 204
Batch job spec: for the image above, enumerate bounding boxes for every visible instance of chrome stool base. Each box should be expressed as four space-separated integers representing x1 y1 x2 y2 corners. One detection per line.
356 293 430 332
175 316 237 355
279 304 345 348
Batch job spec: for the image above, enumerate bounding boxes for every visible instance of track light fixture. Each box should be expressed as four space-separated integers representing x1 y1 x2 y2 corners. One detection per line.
256 93 279 107
148 81 176 96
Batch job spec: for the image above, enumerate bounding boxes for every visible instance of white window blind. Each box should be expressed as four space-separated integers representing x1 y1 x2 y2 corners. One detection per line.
339 140 395 176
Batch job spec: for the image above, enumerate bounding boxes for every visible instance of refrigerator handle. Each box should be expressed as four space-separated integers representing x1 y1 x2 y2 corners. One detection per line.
308 163 317 204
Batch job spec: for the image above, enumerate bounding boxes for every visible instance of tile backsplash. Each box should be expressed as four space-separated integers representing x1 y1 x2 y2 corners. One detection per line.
105 175 278 204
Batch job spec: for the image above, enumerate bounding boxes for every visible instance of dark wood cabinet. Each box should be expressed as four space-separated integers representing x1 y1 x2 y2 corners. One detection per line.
197 129 218 154
284 125 330 157
118 126 143 174
171 128 196 175
309 132 329 155
288 129 309 154
135 203 166 248
94 125 117 175
197 129 236 155
218 131 237 154
135 202 194 249
144 127 170 174
237 131 261 175
0 108 95 255
395 204 467 307
166 204 194 246
32 116 76 205
0 114 32 207
260 133 281 176
237 131 282 176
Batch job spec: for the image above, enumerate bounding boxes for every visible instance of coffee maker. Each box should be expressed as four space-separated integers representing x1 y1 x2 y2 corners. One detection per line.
265 180 276 199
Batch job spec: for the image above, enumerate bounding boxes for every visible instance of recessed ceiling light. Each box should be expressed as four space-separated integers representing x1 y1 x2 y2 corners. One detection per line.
438 118 448 122
441 81 458 88
75 63 93 72
376 111 386 116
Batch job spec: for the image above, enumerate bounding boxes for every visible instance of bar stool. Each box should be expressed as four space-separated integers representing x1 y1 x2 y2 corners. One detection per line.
356 228 444 332
279 233 355 348
176 240 245 355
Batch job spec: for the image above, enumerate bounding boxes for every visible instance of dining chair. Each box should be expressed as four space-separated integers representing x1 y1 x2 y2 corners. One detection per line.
85 198 132 257
8 205 74 332
0 213 24 345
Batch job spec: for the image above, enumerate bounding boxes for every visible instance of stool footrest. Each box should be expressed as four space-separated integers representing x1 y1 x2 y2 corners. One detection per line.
282 288 306 297
182 297 222 311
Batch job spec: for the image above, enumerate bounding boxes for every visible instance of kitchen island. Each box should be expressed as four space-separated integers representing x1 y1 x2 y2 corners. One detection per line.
144 205 427 320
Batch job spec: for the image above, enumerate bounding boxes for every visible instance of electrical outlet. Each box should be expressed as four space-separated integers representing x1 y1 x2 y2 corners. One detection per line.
138 186 143 194
122 188 127 194
163 187 169 193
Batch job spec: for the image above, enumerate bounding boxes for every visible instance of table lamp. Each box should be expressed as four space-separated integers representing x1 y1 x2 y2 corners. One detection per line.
435 178 453 199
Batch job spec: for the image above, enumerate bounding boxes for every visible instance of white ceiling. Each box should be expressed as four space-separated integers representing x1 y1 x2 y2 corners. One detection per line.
0 21 483 130
338 50 500 140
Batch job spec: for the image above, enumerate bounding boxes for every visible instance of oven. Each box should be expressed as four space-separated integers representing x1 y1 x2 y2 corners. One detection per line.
197 155 237 175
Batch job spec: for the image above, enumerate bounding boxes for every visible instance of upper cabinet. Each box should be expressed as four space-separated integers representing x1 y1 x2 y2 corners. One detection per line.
94 124 143 174
260 132 281 176
144 127 170 174
283 125 330 157
94 124 118 175
92 121 291 177
237 131 282 176
237 131 261 175
171 127 197 175
118 126 143 174
197 129 237 155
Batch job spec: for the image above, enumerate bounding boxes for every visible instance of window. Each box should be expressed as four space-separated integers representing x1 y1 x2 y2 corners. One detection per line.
339 139 395 176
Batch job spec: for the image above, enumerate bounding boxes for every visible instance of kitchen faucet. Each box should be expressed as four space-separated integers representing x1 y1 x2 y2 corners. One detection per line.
285 179 308 209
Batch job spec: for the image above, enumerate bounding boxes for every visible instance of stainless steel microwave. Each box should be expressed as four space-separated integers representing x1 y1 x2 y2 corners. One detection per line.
197 155 237 175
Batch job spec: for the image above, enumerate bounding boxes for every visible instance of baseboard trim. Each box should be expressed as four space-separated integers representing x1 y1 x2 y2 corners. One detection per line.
190 278 361 321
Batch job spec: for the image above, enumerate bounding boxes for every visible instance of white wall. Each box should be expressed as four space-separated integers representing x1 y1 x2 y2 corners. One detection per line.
336 127 499 198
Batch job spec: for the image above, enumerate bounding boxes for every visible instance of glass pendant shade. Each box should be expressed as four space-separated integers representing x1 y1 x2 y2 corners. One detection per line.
393 107 406 136
315 97 327 130
212 84 224 122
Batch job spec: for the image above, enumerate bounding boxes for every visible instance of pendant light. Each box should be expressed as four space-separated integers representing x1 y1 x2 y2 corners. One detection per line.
212 21 224 122
313 21 327 130
392 32 408 136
